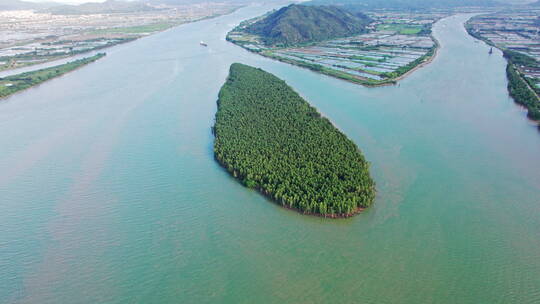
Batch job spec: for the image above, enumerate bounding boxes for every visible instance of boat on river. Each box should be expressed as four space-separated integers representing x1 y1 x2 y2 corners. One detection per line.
200 41 208 47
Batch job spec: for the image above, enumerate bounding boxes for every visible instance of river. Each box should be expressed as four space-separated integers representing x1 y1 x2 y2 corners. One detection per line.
1 5 539 304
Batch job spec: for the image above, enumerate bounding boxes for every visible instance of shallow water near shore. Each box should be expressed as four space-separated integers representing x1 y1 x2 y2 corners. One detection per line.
1 6 540 304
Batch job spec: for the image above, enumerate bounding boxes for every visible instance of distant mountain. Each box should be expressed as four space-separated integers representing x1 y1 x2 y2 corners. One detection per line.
244 4 372 46
141 0 206 4
41 0 158 15
308 0 501 9
530 0 540 5
142 0 262 4
0 0 269 12
0 0 59 11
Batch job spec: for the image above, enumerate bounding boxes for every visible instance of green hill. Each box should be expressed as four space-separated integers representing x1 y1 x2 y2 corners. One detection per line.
244 4 372 46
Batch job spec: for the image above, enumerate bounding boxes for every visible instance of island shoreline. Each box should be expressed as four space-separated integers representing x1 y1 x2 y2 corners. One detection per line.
215 155 369 219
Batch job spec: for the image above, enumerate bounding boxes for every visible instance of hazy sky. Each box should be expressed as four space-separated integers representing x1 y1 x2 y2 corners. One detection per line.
26 0 107 3
22 0 538 6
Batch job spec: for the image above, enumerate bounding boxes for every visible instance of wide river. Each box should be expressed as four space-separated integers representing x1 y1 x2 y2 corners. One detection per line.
1 5 540 304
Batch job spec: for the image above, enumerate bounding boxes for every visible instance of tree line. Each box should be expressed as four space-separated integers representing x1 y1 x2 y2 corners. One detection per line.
0 53 105 99
503 50 540 124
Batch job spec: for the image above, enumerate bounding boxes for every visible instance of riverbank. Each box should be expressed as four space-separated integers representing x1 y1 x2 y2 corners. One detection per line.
0 53 105 99
393 35 440 83
253 50 396 87
0 38 134 73
228 31 440 88
230 40 440 87
465 20 540 128
506 62 540 124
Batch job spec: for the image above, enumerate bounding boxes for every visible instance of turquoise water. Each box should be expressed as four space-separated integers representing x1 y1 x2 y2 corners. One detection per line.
1 6 539 303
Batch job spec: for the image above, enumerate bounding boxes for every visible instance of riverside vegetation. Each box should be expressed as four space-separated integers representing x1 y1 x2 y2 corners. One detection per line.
213 63 375 217
504 50 540 123
0 38 130 72
0 53 105 99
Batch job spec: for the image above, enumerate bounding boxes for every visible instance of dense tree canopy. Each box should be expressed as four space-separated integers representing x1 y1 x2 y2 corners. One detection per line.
213 63 375 217
503 50 540 121
506 64 540 121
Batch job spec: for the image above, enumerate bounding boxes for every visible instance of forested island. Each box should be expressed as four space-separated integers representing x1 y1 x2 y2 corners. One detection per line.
213 63 375 217
0 53 105 99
